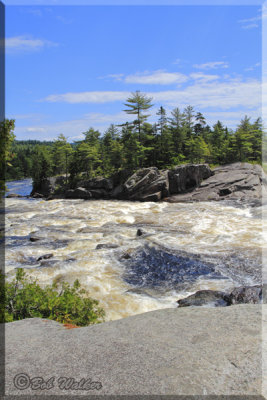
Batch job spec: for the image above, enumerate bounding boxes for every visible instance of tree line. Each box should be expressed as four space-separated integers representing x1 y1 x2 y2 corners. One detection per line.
4 91 263 187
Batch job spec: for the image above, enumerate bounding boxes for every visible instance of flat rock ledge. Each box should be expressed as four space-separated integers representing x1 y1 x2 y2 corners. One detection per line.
30 162 266 206
5 305 264 396
167 162 265 206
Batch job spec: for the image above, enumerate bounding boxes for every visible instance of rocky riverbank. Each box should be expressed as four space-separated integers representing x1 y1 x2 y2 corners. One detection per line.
31 162 265 206
5 305 263 396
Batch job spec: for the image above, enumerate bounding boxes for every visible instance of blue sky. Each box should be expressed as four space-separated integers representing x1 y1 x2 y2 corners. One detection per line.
6 4 263 141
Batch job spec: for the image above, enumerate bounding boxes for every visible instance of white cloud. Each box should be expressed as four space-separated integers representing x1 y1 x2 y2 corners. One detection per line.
26 127 46 133
190 73 219 82
14 112 134 141
15 105 261 141
43 91 130 104
238 11 266 29
5 36 58 53
204 109 261 128
242 23 259 30
193 61 229 70
245 62 261 72
42 77 260 111
151 78 260 110
105 70 188 85
238 16 261 24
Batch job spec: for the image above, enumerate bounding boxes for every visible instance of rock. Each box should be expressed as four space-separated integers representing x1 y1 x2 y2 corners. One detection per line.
139 191 162 202
37 253 54 262
122 245 226 290
122 167 169 201
228 285 262 304
30 163 266 205
95 243 119 249
168 163 213 195
29 235 42 242
120 252 132 260
111 184 125 199
39 259 60 267
31 175 66 197
32 192 44 198
65 187 92 199
5 305 262 395
111 168 134 187
177 286 262 308
136 228 145 236
168 162 265 206
177 290 230 307
89 189 109 199
80 177 114 191
6 193 23 198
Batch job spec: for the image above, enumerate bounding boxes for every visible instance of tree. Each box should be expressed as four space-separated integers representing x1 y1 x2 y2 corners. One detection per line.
0 119 15 193
194 112 206 136
31 145 52 192
168 107 185 157
186 136 210 163
102 124 122 175
52 134 73 183
156 106 172 167
210 121 229 164
233 116 253 162
250 117 262 163
75 141 101 178
124 91 153 141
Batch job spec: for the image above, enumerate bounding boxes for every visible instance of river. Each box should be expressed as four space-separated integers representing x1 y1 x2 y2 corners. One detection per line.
5 179 264 321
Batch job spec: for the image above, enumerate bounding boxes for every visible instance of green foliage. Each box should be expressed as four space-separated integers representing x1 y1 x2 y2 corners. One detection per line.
31 145 53 192
7 94 263 183
124 90 153 140
0 119 15 193
51 134 73 183
2 268 105 326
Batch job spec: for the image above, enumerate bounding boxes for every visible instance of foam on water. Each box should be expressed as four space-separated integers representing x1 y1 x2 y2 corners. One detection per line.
5 197 264 320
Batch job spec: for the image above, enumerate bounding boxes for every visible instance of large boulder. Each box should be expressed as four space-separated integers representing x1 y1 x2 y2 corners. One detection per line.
120 167 169 201
177 290 230 307
79 177 113 191
65 187 92 199
168 163 213 195
177 285 262 308
168 162 265 206
30 175 66 197
228 285 262 305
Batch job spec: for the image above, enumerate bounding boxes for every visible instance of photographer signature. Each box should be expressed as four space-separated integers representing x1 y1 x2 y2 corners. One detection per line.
13 373 102 391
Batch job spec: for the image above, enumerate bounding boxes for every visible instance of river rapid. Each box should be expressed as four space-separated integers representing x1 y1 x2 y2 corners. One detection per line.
5 179 264 321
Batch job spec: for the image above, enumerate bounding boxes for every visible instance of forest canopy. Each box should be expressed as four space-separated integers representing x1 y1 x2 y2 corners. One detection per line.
5 91 263 185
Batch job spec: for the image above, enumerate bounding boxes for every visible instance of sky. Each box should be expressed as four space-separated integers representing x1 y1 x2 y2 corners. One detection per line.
5 4 264 141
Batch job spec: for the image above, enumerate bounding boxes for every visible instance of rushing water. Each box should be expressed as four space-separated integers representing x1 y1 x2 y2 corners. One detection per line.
5 179 264 321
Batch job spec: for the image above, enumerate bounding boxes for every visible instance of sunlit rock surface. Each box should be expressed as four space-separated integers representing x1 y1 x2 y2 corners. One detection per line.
5 305 262 396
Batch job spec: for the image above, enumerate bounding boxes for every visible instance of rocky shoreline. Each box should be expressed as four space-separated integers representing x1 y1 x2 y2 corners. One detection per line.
30 162 266 207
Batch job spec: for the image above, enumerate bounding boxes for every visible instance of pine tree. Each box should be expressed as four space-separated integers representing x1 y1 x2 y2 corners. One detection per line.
124 91 153 141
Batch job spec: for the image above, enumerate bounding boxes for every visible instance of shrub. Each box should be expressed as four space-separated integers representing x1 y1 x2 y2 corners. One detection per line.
1 268 105 326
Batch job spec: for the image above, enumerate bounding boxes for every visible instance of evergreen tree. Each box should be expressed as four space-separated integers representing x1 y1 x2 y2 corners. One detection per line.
124 91 153 141
233 116 253 162
156 106 172 167
168 107 186 160
52 134 73 183
31 145 52 192
0 119 15 193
